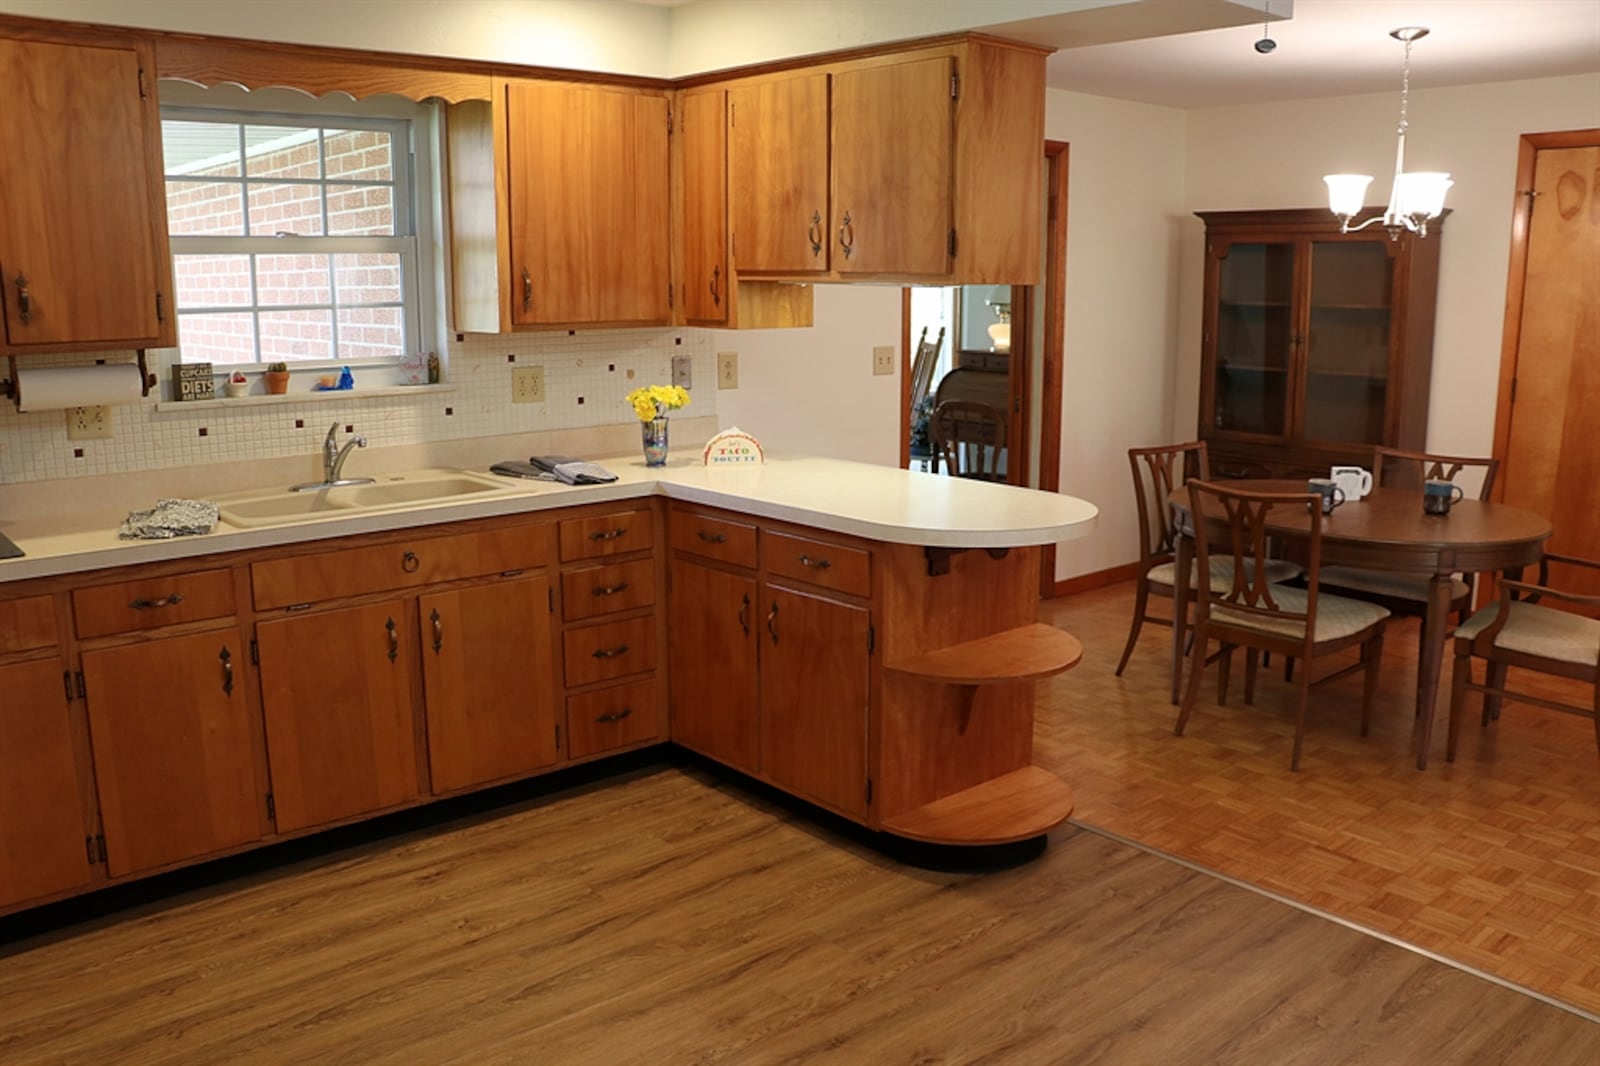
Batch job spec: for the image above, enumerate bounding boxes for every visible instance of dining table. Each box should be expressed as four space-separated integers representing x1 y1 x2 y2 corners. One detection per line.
1168 480 1553 769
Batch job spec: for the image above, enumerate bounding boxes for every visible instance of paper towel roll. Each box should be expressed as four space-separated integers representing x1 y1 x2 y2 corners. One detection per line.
16 364 145 412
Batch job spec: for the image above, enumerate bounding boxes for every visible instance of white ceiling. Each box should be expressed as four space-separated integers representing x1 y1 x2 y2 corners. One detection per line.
985 0 1600 108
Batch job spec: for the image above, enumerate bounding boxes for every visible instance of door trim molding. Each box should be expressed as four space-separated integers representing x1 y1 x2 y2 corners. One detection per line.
1039 140 1068 596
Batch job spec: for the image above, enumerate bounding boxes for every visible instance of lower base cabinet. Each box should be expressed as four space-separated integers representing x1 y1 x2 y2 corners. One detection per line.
256 601 419 833
0 658 93 907
668 559 758 770
81 630 262 877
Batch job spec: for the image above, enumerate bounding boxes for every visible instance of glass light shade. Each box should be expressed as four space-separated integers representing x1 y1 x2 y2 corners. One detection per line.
987 322 1011 353
1324 174 1374 217
1393 172 1453 219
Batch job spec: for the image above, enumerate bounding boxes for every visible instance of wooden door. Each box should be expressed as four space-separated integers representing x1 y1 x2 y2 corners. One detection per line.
832 55 954 276
1499 142 1600 598
0 36 169 350
257 601 419 832
668 559 759 770
419 576 559 793
0 658 93 907
680 88 729 325
81 631 261 877
728 72 829 274
759 583 870 818
504 80 670 326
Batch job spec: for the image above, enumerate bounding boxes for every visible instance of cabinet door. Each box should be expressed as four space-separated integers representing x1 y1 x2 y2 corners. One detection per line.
257 601 419 832
680 88 729 324
832 56 954 276
0 659 93 907
419 576 559 793
0 36 170 350
1301 238 1398 446
759 583 869 818
81 631 261 877
729 73 829 274
1202 238 1297 441
505 80 670 326
669 560 759 770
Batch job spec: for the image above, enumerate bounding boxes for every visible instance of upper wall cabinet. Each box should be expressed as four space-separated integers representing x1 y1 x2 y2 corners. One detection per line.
448 80 672 332
723 36 1048 286
0 28 175 354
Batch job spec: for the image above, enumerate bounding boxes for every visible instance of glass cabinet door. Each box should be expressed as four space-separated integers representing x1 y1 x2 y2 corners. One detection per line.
1303 240 1394 444
1211 241 1294 437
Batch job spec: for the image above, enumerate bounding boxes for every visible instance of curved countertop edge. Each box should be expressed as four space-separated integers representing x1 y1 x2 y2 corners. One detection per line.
0 455 1099 585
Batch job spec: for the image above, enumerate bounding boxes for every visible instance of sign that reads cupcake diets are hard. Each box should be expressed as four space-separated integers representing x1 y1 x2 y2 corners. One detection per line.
703 427 764 465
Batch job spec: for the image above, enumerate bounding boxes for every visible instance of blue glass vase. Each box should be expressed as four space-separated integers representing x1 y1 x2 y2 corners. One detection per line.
642 416 669 466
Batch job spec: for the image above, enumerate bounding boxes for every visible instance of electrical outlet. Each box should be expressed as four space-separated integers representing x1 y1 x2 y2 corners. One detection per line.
672 354 692 389
66 405 113 440
717 351 739 390
511 366 545 404
872 345 896 376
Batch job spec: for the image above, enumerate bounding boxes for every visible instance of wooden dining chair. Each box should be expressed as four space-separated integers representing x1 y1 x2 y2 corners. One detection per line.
1115 442 1301 680
1447 552 1600 761
1175 481 1390 771
930 400 1007 482
1318 446 1502 621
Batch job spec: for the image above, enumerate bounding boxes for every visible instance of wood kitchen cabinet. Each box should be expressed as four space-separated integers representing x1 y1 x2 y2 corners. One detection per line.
0 28 174 353
668 557 759 770
728 72 831 276
1197 208 1443 478
80 629 263 877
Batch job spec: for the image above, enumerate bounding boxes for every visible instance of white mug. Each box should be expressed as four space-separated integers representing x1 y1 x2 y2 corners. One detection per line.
1330 466 1373 501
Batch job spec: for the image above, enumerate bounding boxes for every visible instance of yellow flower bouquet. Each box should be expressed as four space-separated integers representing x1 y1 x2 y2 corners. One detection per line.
627 383 690 422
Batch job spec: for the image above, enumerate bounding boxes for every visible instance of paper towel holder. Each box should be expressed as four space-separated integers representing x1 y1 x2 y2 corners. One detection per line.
2 351 157 409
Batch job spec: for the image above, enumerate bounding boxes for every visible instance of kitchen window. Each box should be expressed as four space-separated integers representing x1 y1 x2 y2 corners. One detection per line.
160 88 438 370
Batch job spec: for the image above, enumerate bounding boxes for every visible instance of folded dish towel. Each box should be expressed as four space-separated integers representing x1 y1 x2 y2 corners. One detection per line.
118 498 219 540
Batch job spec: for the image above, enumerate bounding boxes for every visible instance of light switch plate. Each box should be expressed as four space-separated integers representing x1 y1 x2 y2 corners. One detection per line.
872 345 896 376
512 366 545 404
66 405 113 440
672 354 692 389
717 351 739 390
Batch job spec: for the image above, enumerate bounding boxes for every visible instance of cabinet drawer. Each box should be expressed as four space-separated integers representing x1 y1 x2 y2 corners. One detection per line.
566 679 660 758
765 530 870 597
558 508 655 562
252 524 551 610
0 594 57 653
669 509 757 568
73 569 235 638
563 615 656 688
561 559 656 622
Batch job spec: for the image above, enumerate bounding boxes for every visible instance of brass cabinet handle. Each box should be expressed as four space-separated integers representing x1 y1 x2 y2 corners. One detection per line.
595 707 634 724
129 592 184 610
799 554 832 570
590 528 627 542
430 608 443 653
738 593 750 636
386 617 399 662
401 550 420 573
14 273 31 324
838 211 854 259
521 267 532 312
697 530 727 544
709 265 721 307
767 601 779 644
808 210 823 257
591 643 630 660
220 645 233 696
592 582 630 597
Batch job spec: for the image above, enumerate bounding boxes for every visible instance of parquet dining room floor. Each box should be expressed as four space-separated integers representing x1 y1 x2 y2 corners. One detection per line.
1038 583 1600 1016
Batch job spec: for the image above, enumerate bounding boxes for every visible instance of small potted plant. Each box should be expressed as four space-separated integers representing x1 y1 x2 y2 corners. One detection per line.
626 384 690 466
263 361 290 395
223 370 250 398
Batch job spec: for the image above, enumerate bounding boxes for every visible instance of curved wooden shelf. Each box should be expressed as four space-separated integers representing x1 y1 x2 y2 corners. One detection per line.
879 766 1075 845
884 623 1083 685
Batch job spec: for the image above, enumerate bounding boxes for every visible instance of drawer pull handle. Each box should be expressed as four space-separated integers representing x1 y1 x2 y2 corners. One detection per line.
130 593 184 610
386 617 399 662
738 593 750 636
595 707 634 724
590 528 628 542
401 551 421 573
593 582 630 597
799 554 832 570
430 608 443 653
808 210 823 257
219 645 233 696
592 643 630 660
838 210 854 260
697 530 727 544
767 601 779 644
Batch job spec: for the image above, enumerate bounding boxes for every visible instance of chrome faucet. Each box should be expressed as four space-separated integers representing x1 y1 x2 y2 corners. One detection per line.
291 422 375 491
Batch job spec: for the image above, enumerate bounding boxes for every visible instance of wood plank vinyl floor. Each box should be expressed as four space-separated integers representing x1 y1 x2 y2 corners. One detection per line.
3 762 1597 1064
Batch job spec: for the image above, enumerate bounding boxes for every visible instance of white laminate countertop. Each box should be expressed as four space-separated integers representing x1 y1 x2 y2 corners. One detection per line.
0 455 1098 584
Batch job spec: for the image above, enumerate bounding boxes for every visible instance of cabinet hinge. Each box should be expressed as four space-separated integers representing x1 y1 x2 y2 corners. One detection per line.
667 104 674 135
92 834 107 863
85 835 97 864
75 671 86 700
138 67 148 100
866 778 873 805
266 792 276 821
555 723 562 748
730 101 735 127
548 587 554 613
867 624 875 655
668 282 675 309
948 230 957 257
250 638 259 666
63 670 74 703
155 291 166 323
951 73 959 100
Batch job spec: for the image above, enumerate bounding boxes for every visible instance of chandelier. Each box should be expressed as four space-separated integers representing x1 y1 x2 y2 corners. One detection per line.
1324 27 1451 240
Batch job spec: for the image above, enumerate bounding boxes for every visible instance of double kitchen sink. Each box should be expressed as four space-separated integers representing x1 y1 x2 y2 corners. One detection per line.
215 469 529 528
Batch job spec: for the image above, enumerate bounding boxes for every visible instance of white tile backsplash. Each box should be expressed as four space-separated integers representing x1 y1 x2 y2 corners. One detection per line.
0 329 716 484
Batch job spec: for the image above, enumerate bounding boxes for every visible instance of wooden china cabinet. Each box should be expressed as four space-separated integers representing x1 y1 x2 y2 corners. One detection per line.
1196 208 1444 479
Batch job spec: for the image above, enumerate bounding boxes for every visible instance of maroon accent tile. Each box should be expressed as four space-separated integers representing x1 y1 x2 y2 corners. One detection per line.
608 364 615 372
577 396 585 405
345 425 354 434
445 407 454 416
295 419 304 429
568 330 576 336
73 448 84 459
507 354 516 362
455 333 465 342
675 337 682 345
198 427 208 437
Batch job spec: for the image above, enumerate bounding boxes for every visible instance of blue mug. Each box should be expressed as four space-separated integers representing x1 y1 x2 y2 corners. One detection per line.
1423 479 1465 515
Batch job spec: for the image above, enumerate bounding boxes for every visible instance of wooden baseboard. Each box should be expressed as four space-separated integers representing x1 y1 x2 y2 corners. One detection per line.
1049 562 1139 599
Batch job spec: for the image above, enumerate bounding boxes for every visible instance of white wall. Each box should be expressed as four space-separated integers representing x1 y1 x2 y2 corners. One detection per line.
1181 73 1600 457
